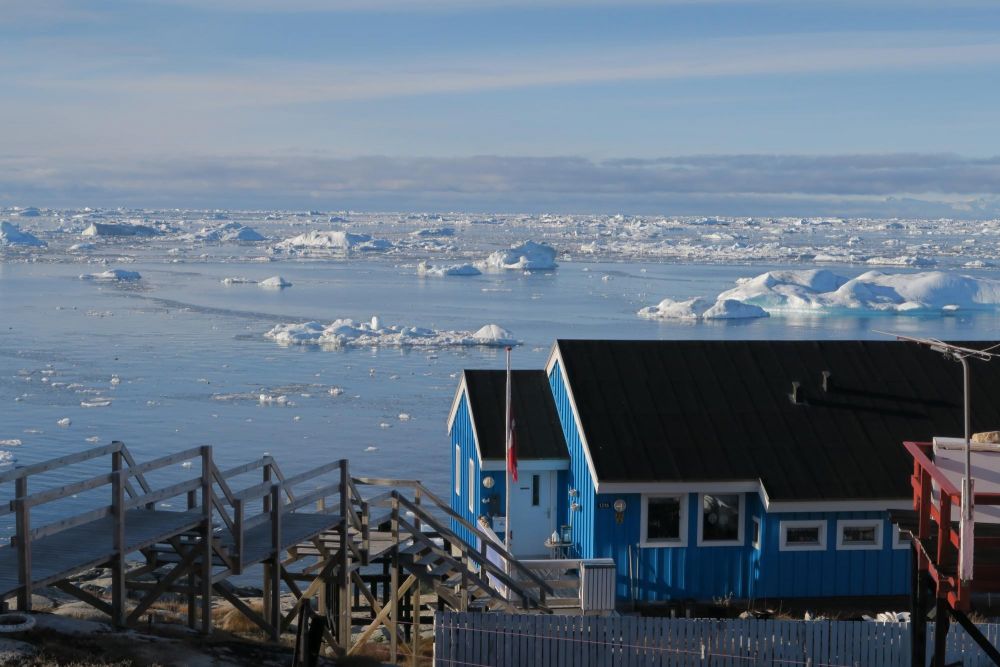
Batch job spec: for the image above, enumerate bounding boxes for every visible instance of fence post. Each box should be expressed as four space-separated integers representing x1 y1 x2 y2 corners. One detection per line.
338 459 351 650
390 494 400 664
200 445 213 635
13 490 30 613
111 449 126 627
270 483 282 641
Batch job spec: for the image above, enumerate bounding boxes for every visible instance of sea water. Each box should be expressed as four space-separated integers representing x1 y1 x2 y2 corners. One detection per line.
3 212 1000 534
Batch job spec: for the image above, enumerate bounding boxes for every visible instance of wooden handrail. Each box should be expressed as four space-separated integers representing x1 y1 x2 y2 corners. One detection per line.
23 472 115 508
127 446 205 477
0 442 123 484
904 441 961 498
393 491 553 597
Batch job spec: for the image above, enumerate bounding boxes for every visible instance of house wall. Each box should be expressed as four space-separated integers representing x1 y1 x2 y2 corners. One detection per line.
449 392 481 547
548 358 910 603
548 360 596 560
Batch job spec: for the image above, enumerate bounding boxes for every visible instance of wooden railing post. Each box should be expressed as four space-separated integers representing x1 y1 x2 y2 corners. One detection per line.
338 459 351 650
200 445 213 635
390 494 400 663
13 488 30 612
269 483 282 641
111 449 126 626
261 461 273 625
233 497 244 574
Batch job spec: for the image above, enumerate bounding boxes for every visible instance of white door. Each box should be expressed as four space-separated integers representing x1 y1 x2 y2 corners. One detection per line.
507 470 555 558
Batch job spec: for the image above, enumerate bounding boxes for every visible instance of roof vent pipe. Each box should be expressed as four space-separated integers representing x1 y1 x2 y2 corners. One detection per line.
821 371 833 392
789 381 802 405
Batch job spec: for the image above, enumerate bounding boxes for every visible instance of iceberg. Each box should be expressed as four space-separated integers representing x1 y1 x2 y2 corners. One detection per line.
259 276 292 288
81 222 161 237
638 297 768 320
0 221 46 247
185 222 265 243
479 241 557 270
265 318 517 349
275 230 392 253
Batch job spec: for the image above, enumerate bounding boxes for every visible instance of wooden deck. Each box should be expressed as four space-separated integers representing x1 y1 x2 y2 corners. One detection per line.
0 509 202 598
0 443 559 666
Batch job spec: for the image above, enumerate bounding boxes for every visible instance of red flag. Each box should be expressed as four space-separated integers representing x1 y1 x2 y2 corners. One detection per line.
507 417 518 483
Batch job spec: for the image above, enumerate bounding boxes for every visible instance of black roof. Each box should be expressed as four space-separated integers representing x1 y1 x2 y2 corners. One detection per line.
463 370 569 461
554 339 1000 502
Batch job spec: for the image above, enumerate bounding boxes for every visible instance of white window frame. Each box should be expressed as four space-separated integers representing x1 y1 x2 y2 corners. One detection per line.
779 520 827 552
892 525 911 550
751 516 762 550
455 445 462 496
468 458 475 513
836 519 883 551
639 494 688 548
697 492 746 547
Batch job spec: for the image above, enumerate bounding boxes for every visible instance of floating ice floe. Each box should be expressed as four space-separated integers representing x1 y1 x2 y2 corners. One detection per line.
275 230 392 253
265 318 517 349
57 418 71 427
411 227 455 238
259 276 292 288
0 439 22 447
0 221 46 247
642 269 1000 317
81 222 161 237
478 241 557 270
80 269 141 282
81 399 112 408
221 277 257 285
638 297 769 321
0 451 14 466
417 261 481 277
68 242 95 252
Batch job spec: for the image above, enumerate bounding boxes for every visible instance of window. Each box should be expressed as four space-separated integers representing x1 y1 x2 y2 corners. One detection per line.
468 458 475 513
751 516 762 550
893 525 912 550
455 445 461 496
640 495 687 547
698 493 744 546
837 520 882 550
531 474 540 506
779 520 827 551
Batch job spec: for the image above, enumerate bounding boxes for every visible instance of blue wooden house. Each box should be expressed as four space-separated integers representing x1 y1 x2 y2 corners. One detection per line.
449 339 1000 604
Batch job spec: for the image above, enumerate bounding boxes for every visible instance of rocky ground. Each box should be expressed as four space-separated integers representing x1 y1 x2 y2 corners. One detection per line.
0 567 402 666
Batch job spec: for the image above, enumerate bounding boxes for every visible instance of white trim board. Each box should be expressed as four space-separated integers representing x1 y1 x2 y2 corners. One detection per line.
545 343 600 491
639 493 688 548
481 459 569 472
597 479 909 514
778 519 828 552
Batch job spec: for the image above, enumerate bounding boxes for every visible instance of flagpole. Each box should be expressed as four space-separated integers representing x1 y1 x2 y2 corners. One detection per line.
504 346 512 559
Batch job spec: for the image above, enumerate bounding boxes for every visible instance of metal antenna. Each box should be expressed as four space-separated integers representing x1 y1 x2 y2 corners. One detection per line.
876 331 995 582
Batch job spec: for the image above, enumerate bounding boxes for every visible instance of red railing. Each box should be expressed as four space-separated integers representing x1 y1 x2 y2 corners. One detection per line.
905 441 1000 610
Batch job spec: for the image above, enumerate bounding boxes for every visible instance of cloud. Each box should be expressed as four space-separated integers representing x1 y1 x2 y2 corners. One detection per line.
17 32 1000 105
2 153 998 216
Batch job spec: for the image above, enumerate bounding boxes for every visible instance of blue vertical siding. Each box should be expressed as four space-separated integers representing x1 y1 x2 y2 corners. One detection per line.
547 359 910 602
449 393 481 547
548 361 595 560
754 503 910 598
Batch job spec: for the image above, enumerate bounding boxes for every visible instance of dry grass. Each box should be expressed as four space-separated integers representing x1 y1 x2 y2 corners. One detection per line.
213 599 267 635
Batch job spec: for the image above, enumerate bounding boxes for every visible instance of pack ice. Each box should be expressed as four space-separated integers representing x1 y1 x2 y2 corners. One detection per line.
478 241 557 270
183 222 265 242
81 222 161 237
265 318 517 348
0 221 46 247
638 297 769 320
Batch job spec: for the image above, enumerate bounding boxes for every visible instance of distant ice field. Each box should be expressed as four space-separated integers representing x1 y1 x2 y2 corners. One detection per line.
4 208 1000 534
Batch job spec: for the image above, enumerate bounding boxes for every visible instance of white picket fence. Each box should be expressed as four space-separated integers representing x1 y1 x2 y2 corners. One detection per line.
434 612 1000 666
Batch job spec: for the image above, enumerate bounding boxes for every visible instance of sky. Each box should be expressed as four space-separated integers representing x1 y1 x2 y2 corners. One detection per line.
2 0 1000 216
